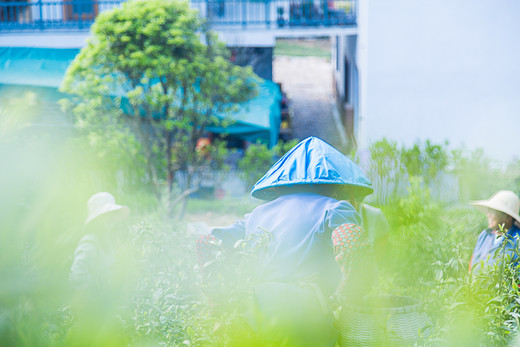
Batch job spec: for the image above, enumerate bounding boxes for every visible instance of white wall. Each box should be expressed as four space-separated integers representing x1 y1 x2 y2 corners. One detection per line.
0 32 89 48
360 0 520 163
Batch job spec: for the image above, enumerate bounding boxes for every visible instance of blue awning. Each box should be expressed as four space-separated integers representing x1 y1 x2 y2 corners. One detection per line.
208 79 281 147
0 46 281 146
0 47 79 88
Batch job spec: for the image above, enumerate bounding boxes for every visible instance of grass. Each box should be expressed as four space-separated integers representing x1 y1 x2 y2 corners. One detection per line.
274 38 331 59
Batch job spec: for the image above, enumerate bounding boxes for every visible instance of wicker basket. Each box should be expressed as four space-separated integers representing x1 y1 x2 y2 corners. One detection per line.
337 295 432 346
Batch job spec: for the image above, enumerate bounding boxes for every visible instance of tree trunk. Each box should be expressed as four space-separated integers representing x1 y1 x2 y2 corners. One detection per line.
177 170 192 220
168 186 199 220
166 130 175 217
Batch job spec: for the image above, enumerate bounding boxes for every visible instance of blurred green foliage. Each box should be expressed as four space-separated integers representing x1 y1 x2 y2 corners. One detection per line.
367 138 520 346
367 138 518 205
4 43 520 347
237 139 298 191
275 38 331 59
3 87 520 347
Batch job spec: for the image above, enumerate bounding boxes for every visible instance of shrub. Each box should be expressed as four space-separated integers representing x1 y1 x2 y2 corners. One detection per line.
237 140 298 191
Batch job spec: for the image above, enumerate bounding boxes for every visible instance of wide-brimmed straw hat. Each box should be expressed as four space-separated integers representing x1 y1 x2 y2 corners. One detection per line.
471 190 520 224
84 192 129 225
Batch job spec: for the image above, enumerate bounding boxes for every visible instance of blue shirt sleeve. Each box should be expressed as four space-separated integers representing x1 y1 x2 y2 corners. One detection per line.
325 200 362 232
471 226 520 271
211 215 248 248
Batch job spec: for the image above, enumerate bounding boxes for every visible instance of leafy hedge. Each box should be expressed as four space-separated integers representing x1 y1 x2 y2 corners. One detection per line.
2 110 520 346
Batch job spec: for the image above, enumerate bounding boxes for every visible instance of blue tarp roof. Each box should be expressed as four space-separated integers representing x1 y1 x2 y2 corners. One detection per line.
0 47 281 146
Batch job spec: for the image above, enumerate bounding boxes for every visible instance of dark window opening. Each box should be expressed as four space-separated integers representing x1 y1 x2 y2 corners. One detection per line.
335 36 340 71
63 0 98 21
344 55 349 103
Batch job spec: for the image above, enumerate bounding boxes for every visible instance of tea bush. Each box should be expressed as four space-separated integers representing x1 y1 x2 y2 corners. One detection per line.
237 140 298 191
368 139 520 346
3 125 520 345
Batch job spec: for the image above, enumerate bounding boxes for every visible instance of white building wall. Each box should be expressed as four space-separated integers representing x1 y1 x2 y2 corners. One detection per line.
361 0 520 163
356 0 368 150
0 32 89 48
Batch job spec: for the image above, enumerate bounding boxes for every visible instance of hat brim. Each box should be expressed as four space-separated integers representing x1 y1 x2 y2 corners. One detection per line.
252 182 374 201
471 200 520 225
84 204 129 225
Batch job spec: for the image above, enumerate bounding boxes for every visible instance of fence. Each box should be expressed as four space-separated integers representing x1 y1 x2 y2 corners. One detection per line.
0 0 356 31
0 0 122 30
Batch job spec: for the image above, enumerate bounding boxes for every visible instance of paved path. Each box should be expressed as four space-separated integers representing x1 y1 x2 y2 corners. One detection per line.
273 56 346 149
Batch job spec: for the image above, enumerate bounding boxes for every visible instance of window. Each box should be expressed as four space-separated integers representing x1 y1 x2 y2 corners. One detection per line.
63 0 98 21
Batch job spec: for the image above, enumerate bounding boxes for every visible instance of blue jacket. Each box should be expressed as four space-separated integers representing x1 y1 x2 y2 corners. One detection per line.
210 137 373 346
471 224 520 272
212 193 362 296
213 137 374 294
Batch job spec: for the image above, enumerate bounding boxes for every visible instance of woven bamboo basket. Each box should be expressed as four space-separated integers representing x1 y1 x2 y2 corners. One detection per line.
337 295 431 346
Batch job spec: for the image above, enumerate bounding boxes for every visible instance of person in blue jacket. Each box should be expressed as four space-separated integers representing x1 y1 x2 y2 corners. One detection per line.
196 137 376 346
470 190 520 272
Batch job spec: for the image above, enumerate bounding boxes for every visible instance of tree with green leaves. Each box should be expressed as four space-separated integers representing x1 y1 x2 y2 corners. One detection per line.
237 140 298 191
61 0 258 216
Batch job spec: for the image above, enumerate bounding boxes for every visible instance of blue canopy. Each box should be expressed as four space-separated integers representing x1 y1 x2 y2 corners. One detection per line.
0 46 281 146
251 136 374 200
0 47 78 88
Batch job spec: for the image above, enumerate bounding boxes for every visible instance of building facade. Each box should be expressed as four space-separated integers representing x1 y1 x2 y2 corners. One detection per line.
1 0 358 147
332 0 520 162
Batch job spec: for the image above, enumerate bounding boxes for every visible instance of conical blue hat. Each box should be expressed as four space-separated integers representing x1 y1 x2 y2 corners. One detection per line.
251 137 373 200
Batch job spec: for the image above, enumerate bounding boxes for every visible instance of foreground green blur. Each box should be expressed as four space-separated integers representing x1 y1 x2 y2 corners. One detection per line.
2 92 520 346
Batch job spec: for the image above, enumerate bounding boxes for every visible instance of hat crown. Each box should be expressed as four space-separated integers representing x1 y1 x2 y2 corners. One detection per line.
84 192 129 225
88 192 117 214
489 190 520 214
251 136 373 200
472 190 520 225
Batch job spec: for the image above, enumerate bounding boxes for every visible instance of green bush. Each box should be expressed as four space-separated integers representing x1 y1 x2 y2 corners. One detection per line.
366 138 519 205
3 124 520 345
237 140 298 191
366 139 520 345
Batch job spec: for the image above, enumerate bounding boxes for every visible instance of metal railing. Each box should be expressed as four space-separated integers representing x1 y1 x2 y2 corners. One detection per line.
0 0 123 30
0 0 356 31
190 0 356 28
